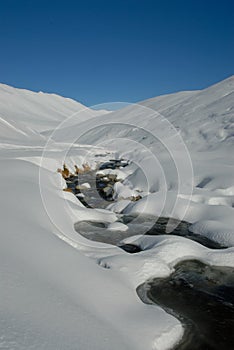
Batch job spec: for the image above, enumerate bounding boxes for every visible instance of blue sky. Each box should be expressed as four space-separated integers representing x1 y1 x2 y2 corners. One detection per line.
0 0 233 106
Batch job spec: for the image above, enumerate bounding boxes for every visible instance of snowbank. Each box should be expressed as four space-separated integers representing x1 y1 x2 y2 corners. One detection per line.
0 77 234 350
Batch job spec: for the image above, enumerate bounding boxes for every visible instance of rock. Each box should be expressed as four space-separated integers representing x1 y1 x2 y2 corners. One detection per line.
103 186 113 196
96 172 105 179
108 174 117 181
75 183 91 190
80 182 91 189
130 195 142 202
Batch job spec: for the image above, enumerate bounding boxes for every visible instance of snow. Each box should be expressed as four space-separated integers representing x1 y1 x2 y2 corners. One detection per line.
47 75 234 244
80 182 91 189
0 76 234 350
0 158 183 350
107 222 129 231
0 83 109 136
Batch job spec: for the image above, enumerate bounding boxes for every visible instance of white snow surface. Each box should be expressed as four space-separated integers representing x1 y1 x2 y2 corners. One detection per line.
0 77 234 350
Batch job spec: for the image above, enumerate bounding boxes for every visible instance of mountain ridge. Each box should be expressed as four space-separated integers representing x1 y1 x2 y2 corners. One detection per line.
0 76 233 149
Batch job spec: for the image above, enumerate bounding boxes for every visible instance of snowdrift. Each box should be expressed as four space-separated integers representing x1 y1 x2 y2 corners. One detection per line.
0 77 234 350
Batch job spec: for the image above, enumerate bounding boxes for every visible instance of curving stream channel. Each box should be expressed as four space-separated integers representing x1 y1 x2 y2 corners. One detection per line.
64 160 234 350
137 260 234 350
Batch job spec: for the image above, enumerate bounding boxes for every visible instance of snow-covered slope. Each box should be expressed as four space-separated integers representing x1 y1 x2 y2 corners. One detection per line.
0 114 42 145
49 76 234 152
0 78 234 350
141 76 234 151
41 77 234 246
0 83 109 140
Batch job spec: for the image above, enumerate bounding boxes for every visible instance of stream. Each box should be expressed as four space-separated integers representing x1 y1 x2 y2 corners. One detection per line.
66 163 226 249
137 260 234 350
64 160 233 350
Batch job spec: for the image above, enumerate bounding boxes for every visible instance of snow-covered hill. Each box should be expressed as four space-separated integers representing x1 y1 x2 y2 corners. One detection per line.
141 76 234 151
47 76 234 152
0 83 109 144
0 78 234 350
1 77 233 150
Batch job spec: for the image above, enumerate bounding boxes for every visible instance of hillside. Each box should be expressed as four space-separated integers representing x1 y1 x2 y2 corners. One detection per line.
0 83 108 144
0 78 233 350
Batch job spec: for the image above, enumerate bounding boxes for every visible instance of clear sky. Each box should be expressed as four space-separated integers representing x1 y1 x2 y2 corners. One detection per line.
0 0 233 106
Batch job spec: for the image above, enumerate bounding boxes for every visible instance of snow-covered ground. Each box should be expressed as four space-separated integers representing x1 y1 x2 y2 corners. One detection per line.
0 78 234 350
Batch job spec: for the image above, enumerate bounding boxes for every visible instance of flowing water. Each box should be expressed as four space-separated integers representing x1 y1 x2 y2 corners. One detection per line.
137 260 234 350
65 161 233 349
67 162 226 250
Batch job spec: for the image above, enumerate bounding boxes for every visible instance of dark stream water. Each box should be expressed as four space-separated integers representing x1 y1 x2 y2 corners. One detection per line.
65 159 128 208
137 260 234 350
65 163 226 250
64 160 233 350
74 214 226 251
65 171 111 209
141 217 226 249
